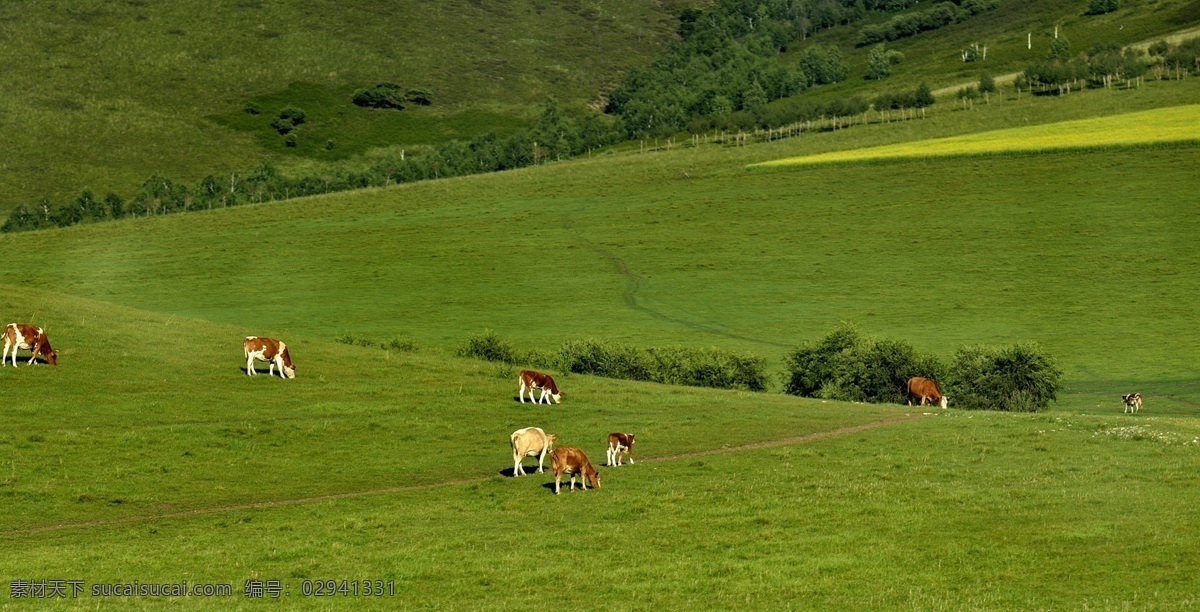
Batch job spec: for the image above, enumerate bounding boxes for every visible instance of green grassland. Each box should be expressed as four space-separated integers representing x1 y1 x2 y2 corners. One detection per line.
3 57 1200 609
0 0 693 209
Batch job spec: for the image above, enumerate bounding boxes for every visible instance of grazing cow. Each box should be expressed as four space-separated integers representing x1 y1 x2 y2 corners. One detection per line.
518 369 563 404
605 432 635 467
906 376 947 408
3 323 58 367
1122 393 1143 414
243 336 295 379
550 446 600 494
510 427 557 477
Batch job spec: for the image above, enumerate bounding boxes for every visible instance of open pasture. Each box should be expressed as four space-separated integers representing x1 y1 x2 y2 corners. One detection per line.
3 80 1200 606
751 104 1200 168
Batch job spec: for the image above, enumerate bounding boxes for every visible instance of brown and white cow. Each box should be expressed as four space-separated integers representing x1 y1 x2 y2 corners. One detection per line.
518 369 563 404
906 376 947 408
550 446 600 494
605 432 635 467
1122 393 1143 414
244 336 295 379
3 323 58 367
510 427 557 477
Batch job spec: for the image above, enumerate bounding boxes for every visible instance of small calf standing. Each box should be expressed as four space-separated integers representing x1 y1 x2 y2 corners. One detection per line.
1122 393 1143 414
605 433 635 467
906 376 947 409
244 336 296 379
550 447 600 494
518 369 563 404
3 323 58 367
510 427 556 476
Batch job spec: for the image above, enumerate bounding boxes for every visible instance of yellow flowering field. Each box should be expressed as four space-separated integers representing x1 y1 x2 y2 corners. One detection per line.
752 104 1200 168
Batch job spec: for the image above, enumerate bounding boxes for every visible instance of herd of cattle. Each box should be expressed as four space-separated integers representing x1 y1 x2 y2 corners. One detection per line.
3 325 1151 485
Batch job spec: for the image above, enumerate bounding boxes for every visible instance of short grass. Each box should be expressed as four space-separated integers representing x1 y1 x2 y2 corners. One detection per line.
2 74 1199 608
752 104 1200 167
0 0 692 209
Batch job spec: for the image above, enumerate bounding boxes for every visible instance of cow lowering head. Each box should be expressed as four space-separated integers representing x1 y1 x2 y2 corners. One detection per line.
280 346 296 379
33 330 57 365
549 390 563 404
585 465 601 490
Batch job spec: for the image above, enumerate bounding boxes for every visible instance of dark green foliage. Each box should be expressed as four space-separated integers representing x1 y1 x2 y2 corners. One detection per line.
797 45 849 86
913 82 935 107
979 72 997 93
1148 40 1169 57
604 0 909 138
271 107 307 135
872 83 936 110
1047 36 1072 62
857 0 997 46
405 88 433 106
458 331 520 364
783 325 864 397
1088 0 1119 15
783 325 942 403
352 83 407 110
865 45 904 80
243 101 261 115
946 344 1063 411
557 338 768 392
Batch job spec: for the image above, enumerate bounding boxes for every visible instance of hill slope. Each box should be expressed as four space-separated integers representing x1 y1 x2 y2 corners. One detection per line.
0 0 692 209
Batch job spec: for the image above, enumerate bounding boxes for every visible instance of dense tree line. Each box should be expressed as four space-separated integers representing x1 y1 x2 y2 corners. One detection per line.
1023 37 1200 95
856 0 998 46
606 0 925 138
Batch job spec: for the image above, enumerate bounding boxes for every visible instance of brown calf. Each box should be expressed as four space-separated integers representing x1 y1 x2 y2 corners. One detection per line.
605 433 635 467
244 336 295 379
550 447 600 494
906 376 947 408
518 369 563 404
3 323 58 366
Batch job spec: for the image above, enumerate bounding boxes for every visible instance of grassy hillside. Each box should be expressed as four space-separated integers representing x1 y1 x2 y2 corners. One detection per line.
4 78 1199 408
791 0 1200 99
0 0 693 209
3 19 1200 606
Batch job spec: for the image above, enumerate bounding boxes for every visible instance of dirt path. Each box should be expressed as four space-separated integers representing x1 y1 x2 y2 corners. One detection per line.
932 25 1200 98
0 414 926 537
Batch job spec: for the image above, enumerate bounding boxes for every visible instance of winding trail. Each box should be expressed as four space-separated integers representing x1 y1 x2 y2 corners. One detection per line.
0 413 924 537
560 209 793 349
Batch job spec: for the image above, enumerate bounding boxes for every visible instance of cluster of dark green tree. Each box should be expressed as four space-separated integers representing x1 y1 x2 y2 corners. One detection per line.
606 0 931 138
856 0 998 46
783 325 1062 411
1147 37 1200 78
1020 38 1155 94
351 83 433 110
459 332 770 392
1 100 619 233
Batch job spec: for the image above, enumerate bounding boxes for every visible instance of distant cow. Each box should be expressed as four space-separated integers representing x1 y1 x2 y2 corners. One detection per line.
906 376 947 408
3 323 57 367
244 336 295 379
510 427 557 476
605 433 635 467
550 446 600 494
518 369 563 404
1122 393 1143 414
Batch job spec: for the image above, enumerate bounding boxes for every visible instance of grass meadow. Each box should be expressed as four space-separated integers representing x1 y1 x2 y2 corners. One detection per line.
2 76 1200 607
0 0 690 210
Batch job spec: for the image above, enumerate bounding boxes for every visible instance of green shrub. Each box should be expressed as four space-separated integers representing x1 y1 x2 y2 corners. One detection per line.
784 325 942 403
352 83 407 110
458 331 519 363
946 343 1062 411
558 339 654 381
